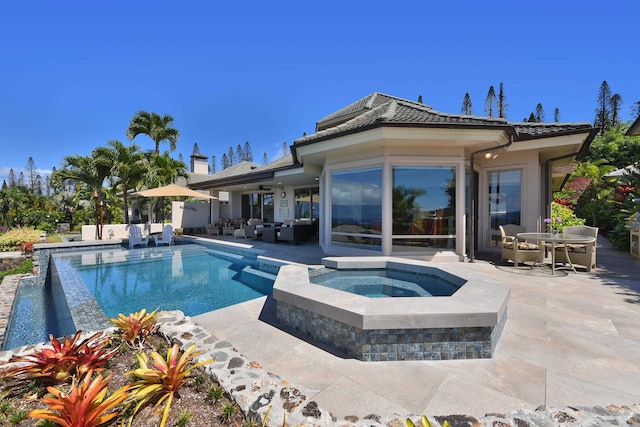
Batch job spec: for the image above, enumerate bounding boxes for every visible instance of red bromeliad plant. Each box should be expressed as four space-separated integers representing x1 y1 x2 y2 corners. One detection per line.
2 331 116 384
126 343 214 427
109 309 159 348
29 370 131 427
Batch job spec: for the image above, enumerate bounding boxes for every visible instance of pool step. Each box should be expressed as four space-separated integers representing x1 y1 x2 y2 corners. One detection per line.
240 266 277 294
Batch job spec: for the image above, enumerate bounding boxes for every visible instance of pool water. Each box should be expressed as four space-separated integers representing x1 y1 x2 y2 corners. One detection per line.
309 268 461 297
3 244 276 349
64 245 275 318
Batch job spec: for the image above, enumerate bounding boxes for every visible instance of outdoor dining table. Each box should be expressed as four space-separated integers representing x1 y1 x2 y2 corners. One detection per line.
516 232 597 274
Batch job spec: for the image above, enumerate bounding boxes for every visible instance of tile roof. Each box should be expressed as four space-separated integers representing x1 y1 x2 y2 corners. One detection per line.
297 92 594 146
187 156 296 188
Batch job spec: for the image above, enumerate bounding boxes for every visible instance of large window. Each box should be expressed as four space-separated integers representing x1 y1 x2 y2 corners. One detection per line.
241 193 274 221
487 169 522 247
331 167 382 250
294 188 319 219
391 166 456 251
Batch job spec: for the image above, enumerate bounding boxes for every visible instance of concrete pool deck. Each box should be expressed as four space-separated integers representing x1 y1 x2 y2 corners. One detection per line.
193 235 640 420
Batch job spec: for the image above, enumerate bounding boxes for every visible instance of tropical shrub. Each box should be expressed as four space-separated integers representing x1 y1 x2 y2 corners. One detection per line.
2 331 116 384
0 227 43 251
550 202 585 231
109 308 159 349
126 343 214 427
29 371 130 427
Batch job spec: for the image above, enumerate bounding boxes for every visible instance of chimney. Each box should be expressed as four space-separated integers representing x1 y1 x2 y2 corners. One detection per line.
190 143 209 174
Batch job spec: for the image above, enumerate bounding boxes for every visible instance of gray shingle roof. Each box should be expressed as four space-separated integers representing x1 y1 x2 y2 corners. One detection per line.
297 92 594 146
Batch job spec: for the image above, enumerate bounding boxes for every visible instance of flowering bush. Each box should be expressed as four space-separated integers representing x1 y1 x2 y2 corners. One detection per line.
546 201 585 232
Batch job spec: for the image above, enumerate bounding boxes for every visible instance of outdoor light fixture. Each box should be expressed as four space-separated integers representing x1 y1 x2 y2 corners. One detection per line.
484 152 499 160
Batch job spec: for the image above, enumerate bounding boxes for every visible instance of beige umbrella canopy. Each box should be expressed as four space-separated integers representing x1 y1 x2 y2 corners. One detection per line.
136 184 217 199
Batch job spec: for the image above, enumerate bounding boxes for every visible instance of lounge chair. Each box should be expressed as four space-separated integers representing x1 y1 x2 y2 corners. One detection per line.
244 219 264 239
128 225 149 249
499 224 542 267
154 224 174 246
554 225 598 272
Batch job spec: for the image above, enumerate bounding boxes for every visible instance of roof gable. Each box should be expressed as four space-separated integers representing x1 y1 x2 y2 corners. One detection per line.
298 92 594 146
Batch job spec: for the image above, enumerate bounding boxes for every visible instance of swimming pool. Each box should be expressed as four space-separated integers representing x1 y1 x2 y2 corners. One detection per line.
3 244 277 349
309 268 461 297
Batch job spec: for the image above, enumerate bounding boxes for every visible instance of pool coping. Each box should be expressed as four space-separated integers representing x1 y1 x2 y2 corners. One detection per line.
273 257 511 330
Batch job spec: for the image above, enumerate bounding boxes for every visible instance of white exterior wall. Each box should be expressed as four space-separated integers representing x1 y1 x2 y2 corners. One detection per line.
475 150 542 252
171 201 210 228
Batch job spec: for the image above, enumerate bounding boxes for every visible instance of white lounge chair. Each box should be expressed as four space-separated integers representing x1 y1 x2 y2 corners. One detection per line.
154 225 174 246
128 225 148 249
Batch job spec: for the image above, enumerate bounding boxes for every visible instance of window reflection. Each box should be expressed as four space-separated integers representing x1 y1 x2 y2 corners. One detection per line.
392 166 456 250
294 188 319 219
488 169 522 247
331 168 382 249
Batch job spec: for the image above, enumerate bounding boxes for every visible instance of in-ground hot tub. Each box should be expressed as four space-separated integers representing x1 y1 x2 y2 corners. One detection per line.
273 257 510 361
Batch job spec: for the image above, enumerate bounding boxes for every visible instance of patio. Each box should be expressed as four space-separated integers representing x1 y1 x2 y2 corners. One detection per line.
192 234 640 420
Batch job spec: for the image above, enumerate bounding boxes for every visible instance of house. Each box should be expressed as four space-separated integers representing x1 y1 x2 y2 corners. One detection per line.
189 92 597 261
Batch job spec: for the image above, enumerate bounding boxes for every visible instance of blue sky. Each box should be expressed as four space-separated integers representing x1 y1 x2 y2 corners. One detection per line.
1 1 639 185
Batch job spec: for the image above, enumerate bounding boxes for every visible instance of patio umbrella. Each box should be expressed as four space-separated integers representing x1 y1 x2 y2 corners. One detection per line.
136 184 217 199
136 184 216 224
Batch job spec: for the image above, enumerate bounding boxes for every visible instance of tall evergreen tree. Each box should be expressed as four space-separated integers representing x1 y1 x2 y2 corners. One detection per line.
282 142 288 157
25 157 38 194
7 169 16 188
18 171 25 188
44 175 52 197
594 80 612 133
417 95 423 103
460 93 473 115
210 155 217 174
527 112 536 123
534 103 545 123
484 85 497 118
631 101 640 120
236 144 244 162
554 108 560 122
610 93 623 128
227 146 235 165
243 141 253 162
221 153 229 169
34 174 43 196
262 152 268 164
498 82 508 119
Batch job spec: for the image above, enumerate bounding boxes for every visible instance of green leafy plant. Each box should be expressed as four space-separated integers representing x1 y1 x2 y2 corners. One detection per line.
193 374 205 390
109 309 159 348
29 371 130 427
175 409 193 427
2 331 116 384
8 409 27 424
0 259 33 281
126 343 214 427
220 402 237 421
0 400 11 416
36 420 58 427
206 385 225 403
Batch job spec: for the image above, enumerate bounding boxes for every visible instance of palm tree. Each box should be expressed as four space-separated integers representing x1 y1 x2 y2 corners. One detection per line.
145 151 189 222
127 111 180 154
95 140 146 224
51 151 111 239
